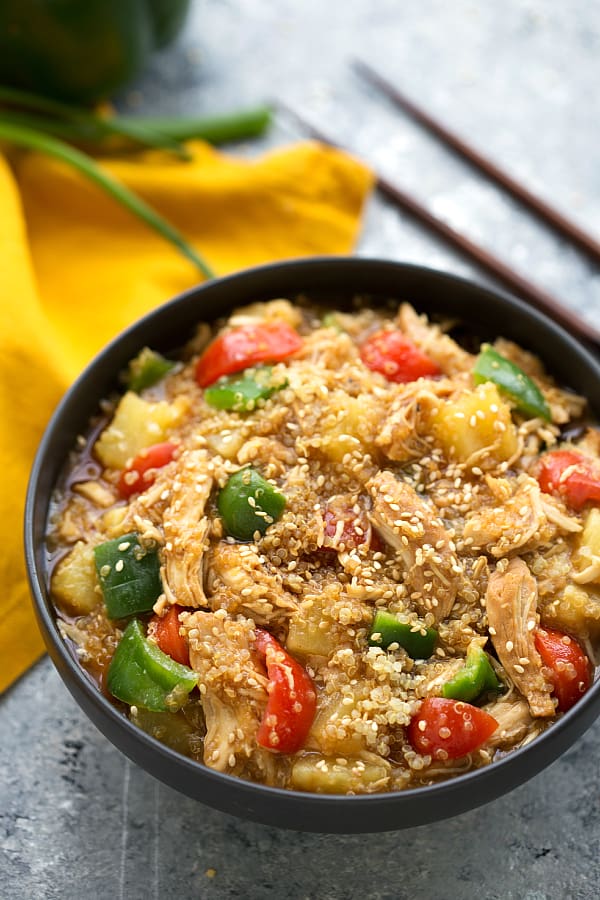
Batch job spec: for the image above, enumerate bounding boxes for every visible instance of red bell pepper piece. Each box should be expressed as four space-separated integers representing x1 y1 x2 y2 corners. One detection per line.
321 503 380 550
195 321 303 388
408 697 498 760
537 449 600 510
534 627 592 713
118 442 177 498
148 604 190 668
360 330 440 383
254 628 317 753
321 507 383 553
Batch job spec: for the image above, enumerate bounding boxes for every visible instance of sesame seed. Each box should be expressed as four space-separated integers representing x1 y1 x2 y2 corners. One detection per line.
63 299 582 795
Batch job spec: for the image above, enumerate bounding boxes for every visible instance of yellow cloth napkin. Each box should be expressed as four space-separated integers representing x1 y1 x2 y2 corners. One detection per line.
0 139 373 692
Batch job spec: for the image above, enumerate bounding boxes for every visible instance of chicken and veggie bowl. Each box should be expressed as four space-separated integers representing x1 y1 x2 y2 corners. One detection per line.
47 296 600 795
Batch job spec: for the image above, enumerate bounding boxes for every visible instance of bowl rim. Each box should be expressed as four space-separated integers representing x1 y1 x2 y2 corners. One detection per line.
24 255 600 828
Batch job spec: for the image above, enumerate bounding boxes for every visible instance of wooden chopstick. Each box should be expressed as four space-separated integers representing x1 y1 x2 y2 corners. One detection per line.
280 103 600 349
353 58 600 267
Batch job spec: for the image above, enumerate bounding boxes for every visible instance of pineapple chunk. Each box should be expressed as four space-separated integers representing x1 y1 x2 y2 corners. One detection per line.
229 298 303 329
51 541 100 616
94 392 187 468
130 708 195 757
321 393 376 462
582 508 600 554
100 506 128 538
291 755 390 794
308 691 366 756
540 581 600 643
429 382 518 467
286 597 338 658
205 429 245 460
575 508 600 584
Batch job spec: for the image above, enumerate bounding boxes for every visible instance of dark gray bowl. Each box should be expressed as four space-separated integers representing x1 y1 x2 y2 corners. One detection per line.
25 257 600 833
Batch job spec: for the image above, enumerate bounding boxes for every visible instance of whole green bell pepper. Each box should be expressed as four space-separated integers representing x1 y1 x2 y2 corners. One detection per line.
0 0 191 103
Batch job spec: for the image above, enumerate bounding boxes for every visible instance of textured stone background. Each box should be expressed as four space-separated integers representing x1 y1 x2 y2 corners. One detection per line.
3 1 600 898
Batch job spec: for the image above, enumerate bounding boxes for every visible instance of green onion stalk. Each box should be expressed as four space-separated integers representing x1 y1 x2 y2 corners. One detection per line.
0 119 214 277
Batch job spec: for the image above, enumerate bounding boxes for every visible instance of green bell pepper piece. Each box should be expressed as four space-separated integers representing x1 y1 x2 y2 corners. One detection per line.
130 707 196 755
321 312 344 332
0 0 190 103
473 344 551 421
204 366 287 412
218 467 286 541
126 347 176 393
368 611 438 659
442 644 502 702
94 533 162 619
107 619 198 712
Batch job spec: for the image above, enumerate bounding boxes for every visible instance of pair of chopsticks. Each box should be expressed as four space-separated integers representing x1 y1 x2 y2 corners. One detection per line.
281 61 600 350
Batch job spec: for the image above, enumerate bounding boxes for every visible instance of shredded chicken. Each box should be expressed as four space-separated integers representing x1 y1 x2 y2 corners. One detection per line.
486 558 555 717
376 381 456 462
161 449 214 608
117 458 181 534
544 386 588 424
182 611 273 777
367 470 461 621
396 302 474 375
49 297 599 794
484 696 540 749
463 476 577 557
72 480 116 508
294 326 361 372
539 496 582 533
206 542 298 624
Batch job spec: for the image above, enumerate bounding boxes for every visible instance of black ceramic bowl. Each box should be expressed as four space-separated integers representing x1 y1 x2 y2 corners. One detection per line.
25 257 600 833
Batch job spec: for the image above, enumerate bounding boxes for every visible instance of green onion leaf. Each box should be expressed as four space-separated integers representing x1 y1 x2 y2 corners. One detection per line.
0 85 190 159
0 120 214 278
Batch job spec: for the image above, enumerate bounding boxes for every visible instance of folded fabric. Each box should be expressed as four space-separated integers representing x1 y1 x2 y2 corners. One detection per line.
0 139 373 692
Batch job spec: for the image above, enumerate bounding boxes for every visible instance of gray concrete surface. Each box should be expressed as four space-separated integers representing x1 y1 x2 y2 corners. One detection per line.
3 1 600 898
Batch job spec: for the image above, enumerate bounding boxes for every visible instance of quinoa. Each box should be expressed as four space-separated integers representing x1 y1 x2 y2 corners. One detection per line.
47 297 600 794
